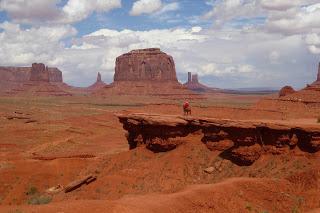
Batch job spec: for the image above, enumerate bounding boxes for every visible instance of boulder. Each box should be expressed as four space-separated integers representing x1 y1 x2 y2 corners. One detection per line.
279 86 295 97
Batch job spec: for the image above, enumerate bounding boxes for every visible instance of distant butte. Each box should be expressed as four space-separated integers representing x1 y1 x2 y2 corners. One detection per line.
96 48 197 96
0 63 71 96
184 72 211 92
87 72 107 91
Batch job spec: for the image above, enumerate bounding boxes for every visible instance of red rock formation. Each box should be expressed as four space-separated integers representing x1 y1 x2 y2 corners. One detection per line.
87 72 107 91
279 86 295 97
0 63 63 83
0 63 68 96
114 48 178 82
48 68 63 82
184 72 210 92
117 113 320 165
97 72 102 82
97 48 198 96
30 63 50 82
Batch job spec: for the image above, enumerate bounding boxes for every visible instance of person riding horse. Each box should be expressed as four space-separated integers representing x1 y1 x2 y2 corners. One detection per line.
183 101 191 115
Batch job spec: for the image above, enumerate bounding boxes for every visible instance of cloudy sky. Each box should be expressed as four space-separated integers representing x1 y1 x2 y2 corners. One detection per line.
0 0 319 89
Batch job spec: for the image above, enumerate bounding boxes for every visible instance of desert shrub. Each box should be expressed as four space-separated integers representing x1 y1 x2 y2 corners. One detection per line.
25 186 38 196
27 195 52 205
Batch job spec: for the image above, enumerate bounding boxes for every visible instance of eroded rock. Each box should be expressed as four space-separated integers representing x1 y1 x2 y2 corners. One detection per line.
114 48 178 82
117 113 320 166
279 86 295 97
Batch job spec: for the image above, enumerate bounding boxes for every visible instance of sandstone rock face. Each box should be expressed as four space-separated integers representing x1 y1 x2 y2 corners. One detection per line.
48 68 63 82
114 48 178 82
0 63 63 83
30 63 50 82
279 86 295 97
117 113 320 166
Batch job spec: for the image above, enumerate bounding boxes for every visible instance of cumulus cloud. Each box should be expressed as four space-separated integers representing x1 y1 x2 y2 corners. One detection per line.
0 0 61 23
0 22 76 65
62 0 121 23
0 0 121 24
130 0 162 16
260 0 301 11
266 3 320 35
203 0 261 25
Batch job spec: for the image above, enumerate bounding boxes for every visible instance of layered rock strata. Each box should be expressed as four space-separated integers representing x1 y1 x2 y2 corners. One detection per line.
118 113 320 166
114 48 178 82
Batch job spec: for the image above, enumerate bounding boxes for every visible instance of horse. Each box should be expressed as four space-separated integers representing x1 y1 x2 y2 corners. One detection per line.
183 105 191 116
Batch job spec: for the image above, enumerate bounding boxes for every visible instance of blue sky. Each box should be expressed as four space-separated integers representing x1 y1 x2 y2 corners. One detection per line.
0 0 319 88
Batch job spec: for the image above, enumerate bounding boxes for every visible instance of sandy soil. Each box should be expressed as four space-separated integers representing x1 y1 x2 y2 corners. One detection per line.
0 93 319 212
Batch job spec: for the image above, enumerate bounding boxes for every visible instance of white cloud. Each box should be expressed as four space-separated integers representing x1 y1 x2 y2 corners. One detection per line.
266 3 320 35
260 0 301 11
0 0 121 24
154 2 179 15
0 22 76 65
269 51 280 63
0 0 61 23
62 0 121 23
203 0 261 25
130 0 162 16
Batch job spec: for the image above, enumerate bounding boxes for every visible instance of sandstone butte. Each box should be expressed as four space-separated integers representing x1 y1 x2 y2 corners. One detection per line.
183 72 211 92
117 113 320 166
0 63 71 96
98 48 197 96
0 63 63 83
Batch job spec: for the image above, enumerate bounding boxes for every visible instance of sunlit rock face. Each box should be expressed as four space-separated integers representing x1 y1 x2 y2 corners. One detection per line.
114 48 178 82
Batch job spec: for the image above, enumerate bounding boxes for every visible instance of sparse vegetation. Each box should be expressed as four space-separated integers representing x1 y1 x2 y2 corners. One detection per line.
25 186 38 196
25 185 52 205
245 203 253 212
27 195 52 205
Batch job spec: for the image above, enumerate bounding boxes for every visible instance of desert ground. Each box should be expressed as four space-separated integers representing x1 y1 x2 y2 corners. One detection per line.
0 91 319 213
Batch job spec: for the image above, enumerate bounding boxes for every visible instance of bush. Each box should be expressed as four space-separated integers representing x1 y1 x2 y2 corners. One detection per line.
25 186 38 196
28 195 52 205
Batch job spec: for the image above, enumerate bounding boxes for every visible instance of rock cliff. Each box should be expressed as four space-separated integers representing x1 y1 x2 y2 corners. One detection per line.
117 113 320 166
0 63 63 83
114 48 178 82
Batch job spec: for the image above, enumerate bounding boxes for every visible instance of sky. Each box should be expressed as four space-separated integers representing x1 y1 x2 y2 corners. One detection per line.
0 0 320 89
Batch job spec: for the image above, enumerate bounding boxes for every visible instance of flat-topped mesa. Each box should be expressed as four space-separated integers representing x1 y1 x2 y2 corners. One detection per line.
114 48 178 82
0 63 63 83
117 113 320 166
